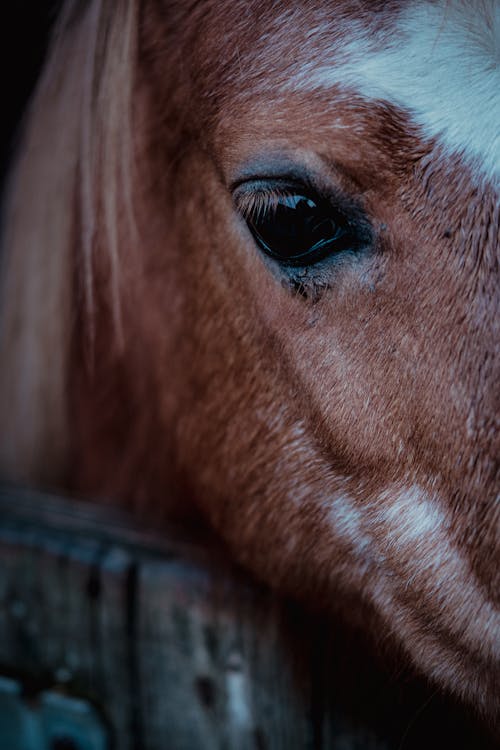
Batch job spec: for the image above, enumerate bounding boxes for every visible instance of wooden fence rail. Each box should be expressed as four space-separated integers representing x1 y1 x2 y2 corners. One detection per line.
0 485 495 750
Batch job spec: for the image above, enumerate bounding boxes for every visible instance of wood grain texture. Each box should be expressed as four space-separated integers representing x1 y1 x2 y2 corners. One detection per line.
0 485 496 750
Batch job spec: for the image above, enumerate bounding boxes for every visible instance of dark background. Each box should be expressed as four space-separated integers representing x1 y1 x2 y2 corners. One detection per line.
2 3 62 185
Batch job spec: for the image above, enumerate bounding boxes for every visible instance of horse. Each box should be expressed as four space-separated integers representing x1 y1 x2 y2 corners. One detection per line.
0 0 498 732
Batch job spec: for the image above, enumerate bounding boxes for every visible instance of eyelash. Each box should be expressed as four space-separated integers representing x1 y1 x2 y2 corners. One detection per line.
234 186 302 223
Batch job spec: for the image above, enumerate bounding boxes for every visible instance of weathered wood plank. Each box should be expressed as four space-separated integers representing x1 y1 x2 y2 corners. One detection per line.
95 546 137 750
135 557 314 750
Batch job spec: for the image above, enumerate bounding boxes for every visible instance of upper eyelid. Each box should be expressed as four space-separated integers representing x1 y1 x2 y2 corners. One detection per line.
226 151 368 197
226 154 314 189
230 172 312 192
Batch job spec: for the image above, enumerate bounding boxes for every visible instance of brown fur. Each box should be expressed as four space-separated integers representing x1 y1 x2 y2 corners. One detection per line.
1 0 498 729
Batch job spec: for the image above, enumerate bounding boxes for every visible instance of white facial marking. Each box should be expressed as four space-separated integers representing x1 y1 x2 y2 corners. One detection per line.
326 483 500 660
289 0 500 183
378 485 448 548
375 485 500 658
328 493 372 555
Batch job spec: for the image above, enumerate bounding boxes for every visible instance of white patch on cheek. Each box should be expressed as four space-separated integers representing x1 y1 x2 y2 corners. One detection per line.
325 483 499 661
378 486 448 546
287 0 500 183
324 482 499 708
375 485 500 659
328 493 372 557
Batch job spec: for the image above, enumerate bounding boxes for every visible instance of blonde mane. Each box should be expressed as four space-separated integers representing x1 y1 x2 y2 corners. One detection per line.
0 0 137 485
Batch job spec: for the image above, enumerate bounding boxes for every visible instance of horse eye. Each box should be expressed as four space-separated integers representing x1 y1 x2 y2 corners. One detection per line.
235 186 354 267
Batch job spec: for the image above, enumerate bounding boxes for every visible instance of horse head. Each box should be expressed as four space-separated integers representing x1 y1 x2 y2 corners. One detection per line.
1 0 498 725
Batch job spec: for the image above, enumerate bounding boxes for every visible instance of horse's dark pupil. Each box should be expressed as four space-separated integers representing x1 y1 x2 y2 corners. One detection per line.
248 194 344 266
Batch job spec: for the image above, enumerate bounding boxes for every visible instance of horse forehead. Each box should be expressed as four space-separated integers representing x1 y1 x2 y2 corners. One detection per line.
268 0 500 184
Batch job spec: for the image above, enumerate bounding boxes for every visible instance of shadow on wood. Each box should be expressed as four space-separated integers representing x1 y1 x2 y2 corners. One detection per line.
0 485 496 750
